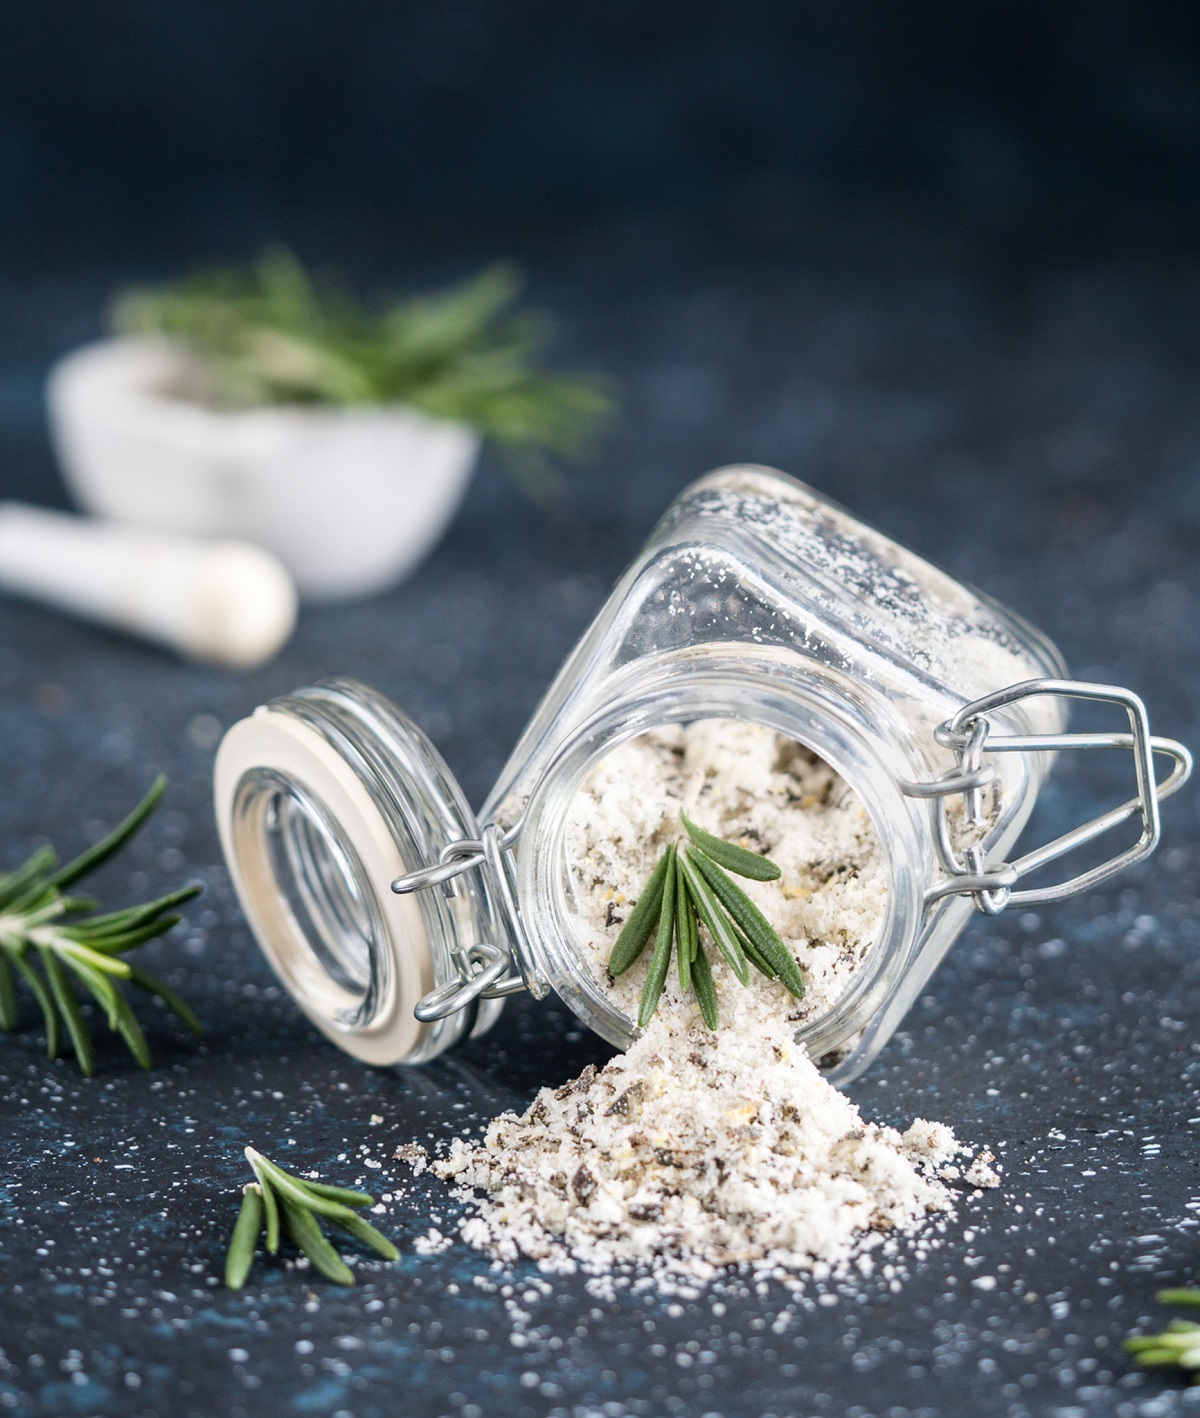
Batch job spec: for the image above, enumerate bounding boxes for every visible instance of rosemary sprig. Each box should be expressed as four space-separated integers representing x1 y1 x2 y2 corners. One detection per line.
0 778 202 1074
607 813 806 1030
114 249 614 504
226 1147 400 1289
1125 1289 1200 1381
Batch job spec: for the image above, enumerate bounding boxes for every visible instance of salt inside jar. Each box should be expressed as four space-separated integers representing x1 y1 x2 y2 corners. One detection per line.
213 466 1190 1080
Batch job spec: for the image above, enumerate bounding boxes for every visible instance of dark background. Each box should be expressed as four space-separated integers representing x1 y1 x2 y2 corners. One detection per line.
3 1 1200 238
1 5 1200 1417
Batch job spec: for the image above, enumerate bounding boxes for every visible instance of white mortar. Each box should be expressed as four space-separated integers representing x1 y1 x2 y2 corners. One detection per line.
47 337 481 603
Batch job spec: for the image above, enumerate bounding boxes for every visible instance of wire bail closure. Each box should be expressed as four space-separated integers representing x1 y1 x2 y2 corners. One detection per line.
393 817 545 1022
902 678 1192 915
395 677 1191 1019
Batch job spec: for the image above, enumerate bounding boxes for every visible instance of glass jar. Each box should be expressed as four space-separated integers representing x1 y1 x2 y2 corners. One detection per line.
213 466 1190 1081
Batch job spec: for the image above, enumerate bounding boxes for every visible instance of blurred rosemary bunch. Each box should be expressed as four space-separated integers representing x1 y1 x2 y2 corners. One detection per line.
113 248 614 503
1126 1289 1200 1382
0 777 201 1074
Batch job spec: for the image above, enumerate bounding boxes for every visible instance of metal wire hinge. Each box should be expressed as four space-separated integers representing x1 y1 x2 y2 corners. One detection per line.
900 679 1192 916
390 818 546 1023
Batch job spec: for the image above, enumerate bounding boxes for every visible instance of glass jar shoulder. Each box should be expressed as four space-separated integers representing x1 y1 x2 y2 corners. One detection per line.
652 467 1065 698
484 466 1065 823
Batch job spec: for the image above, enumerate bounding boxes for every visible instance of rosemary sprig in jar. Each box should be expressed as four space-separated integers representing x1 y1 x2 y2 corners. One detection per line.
0 777 202 1074
607 810 805 1029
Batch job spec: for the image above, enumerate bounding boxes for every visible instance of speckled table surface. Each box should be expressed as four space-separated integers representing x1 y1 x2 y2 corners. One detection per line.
1 214 1198 1418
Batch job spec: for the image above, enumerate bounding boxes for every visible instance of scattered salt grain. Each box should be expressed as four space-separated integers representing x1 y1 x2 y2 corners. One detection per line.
413 1228 454 1256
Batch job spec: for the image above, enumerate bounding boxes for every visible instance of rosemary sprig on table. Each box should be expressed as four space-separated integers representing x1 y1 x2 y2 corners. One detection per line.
1125 1288 1200 1381
0 777 202 1075
608 811 805 1029
225 1147 400 1289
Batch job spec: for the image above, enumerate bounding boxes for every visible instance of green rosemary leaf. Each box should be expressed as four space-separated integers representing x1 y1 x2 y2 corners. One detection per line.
327 1209 401 1263
279 1196 355 1286
36 945 94 1075
675 862 694 993
688 850 806 999
637 846 677 1029
383 262 522 366
72 886 202 938
1123 1303 1200 1379
730 917 778 981
6 884 60 919
10 951 58 1058
263 1186 281 1256
124 964 204 1036
300 1180 377 1208
690 940 719 1030
108 989 152 1070
225 1185 264 1291
0 951 16 1031
62 955 122 1031
676 850 750 986
72 916 184 956
60 909 141 939
246 1150 281 1254
1126 1332 1194 1353
1131 1347 1196 1367
59 942 132 978
608 849 671 976
48 777 167 891
0 847 57 912
57 896 99 915
681 811 781 881
71 957 163 1075
73 952 197 1072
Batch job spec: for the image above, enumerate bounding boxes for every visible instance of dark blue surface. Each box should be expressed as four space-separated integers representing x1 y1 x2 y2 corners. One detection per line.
1 210 1198 1418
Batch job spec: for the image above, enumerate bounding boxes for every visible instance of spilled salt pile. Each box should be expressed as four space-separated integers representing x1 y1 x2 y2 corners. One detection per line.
426 1014 996 1291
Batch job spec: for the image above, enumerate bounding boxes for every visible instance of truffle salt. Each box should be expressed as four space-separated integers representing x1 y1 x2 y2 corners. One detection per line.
407 721 997 1288
430 1015 997 1290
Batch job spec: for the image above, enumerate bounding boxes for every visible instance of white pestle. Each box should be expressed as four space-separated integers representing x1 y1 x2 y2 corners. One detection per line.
0 503 298 669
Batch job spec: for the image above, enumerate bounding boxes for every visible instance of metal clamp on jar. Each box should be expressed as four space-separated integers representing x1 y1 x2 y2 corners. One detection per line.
214 467 1191 1081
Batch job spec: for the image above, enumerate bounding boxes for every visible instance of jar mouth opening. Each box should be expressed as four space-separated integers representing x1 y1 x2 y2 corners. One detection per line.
231 768 391 1030
213 682 506 1066
514 658 926 1066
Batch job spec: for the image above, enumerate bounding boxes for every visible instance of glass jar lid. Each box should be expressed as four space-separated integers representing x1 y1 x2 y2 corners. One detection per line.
214 678 504 1065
